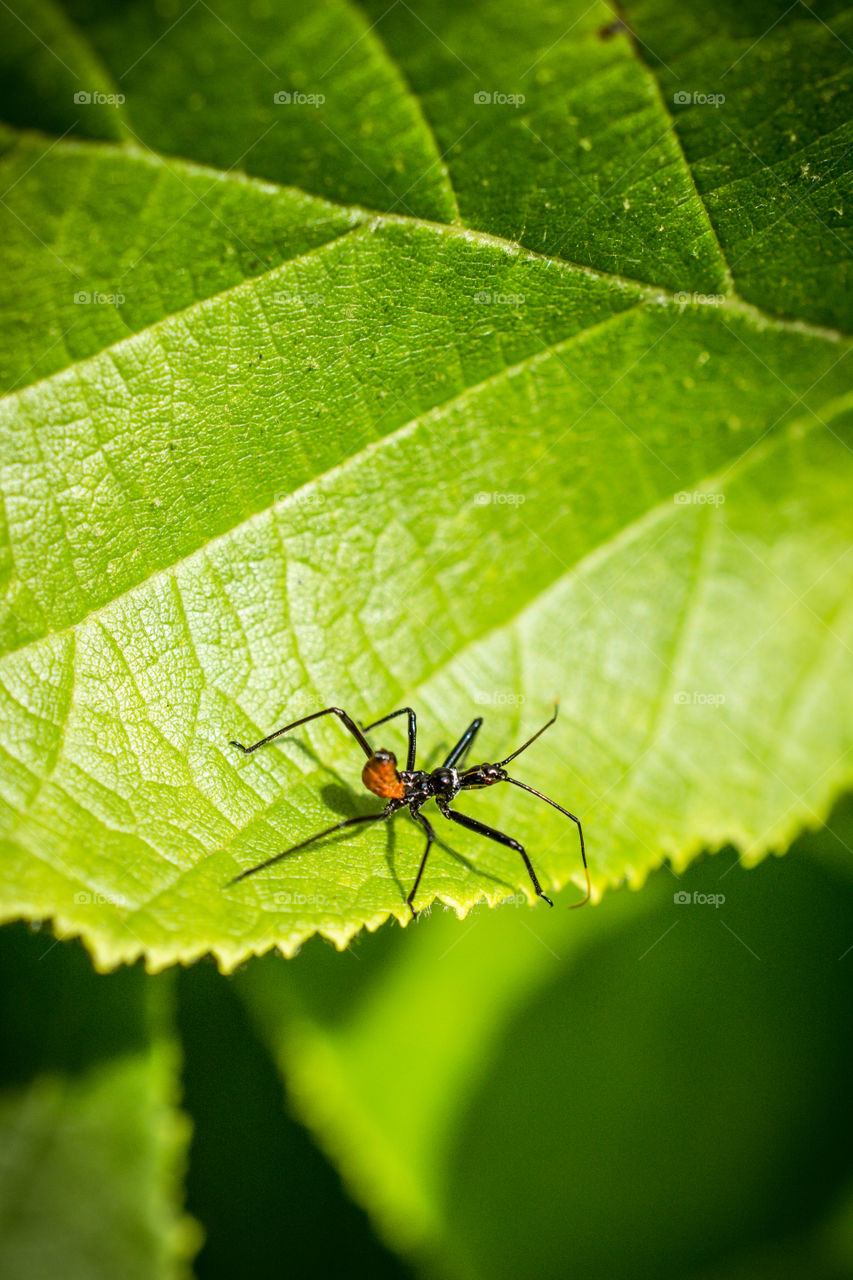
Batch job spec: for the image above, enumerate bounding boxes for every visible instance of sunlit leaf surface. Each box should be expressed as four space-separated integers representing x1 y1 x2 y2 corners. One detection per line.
0 0 850 969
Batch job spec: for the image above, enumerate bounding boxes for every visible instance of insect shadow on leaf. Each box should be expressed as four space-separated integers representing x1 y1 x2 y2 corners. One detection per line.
226 704 590 918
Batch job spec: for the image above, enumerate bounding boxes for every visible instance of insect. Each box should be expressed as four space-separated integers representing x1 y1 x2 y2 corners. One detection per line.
226 704 590 918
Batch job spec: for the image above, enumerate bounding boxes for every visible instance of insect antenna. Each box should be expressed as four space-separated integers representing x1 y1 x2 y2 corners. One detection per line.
498 705 559 766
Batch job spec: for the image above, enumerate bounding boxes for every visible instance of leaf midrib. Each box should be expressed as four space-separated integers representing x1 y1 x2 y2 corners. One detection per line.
5 327 852 732
339 0 462 224
57 392 852 949
0 302 643 661
1 124 849 373
620 36 736 294
2 263 851 667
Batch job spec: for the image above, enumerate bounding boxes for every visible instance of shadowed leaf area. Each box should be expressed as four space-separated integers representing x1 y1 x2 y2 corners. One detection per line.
0 924 196 1278
238 800 853 1278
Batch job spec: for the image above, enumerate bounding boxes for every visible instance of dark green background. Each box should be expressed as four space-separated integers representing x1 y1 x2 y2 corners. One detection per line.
3 801 853 1279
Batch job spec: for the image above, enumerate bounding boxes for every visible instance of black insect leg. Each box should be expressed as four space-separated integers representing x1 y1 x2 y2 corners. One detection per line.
230 705 373 759
406 809 437 919
504 778 590 907
442 717 483 769
360 707 418 771
438 804 553 907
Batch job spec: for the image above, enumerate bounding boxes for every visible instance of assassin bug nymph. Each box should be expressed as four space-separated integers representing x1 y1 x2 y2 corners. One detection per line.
226 704 590 918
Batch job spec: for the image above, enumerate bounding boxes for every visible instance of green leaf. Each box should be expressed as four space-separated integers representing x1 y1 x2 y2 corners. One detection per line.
176 958 413 1278
238 868 664 1256
0 0 851 969
236 809 853 1274
0 925 198 1278
0 123 366 392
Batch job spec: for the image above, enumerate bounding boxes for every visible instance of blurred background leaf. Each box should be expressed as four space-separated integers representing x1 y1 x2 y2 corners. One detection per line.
0 925 197 1278
175 959 414 1280
237 800 853 1279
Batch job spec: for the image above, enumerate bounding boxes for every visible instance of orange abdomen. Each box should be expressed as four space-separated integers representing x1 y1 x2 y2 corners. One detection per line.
362 753 406 800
